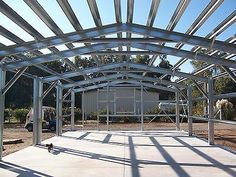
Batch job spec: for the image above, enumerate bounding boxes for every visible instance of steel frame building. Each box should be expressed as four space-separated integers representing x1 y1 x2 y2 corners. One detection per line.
0 0 236 159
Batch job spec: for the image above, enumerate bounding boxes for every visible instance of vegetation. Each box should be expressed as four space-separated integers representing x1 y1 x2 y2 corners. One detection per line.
190 48 236 120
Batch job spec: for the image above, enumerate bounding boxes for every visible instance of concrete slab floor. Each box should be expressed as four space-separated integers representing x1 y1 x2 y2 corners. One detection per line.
0 131 236 177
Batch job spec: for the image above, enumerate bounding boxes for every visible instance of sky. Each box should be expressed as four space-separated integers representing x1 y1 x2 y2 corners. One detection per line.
0 0 236 75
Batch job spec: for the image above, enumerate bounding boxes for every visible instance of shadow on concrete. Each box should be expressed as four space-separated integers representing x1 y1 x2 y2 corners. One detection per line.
0 161 53 177
128 136 140 177
76 132 91 140
150 136 190 177
173 137 236 177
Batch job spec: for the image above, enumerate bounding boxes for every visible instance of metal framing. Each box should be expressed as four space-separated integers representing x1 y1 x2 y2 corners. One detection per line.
0 0 235 155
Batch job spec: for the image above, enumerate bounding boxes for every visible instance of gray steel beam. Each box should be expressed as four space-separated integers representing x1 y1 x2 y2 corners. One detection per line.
23 0 83 73
174 86 188 101
187 86 193 136
192 80 208 99
0 7 74 83
42 81 57 99
63 73 124 89
0 67 5 160
207 78 214 145
87 0 102 27
164 9 236 79
45 61 207 83
114 0 122 51
166 0 190 31
73 38 173 43
2 67 27 95
33 78 43 145
176 0 224 49
56 82 63 136
86 51 163 55
2 22 235 57
62 72 186 90
126 23 236 55
63 88 72 100
74 79 176 93
176 91 180 131
126 0 134 53
57 0 83 31
126 73 186 88
3 43 121 70
221 66 236 83
141 84 144 131
44 62 124 82
130 43 236 68
71 89 75 130
146 0 160 27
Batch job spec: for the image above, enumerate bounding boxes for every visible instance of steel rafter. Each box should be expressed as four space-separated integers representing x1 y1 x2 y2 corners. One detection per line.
0 25 74 83
73 79 176 93
23 0 86 78
43 61 207 83
62 72 186 89
160 9 236 79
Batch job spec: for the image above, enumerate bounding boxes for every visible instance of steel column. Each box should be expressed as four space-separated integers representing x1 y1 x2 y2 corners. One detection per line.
176 91 180 131
141 85 144 131
97 89 99 130
187 86 193 136
82 91 85 128
56 82 63 136
207 78 214 145
33 78 43 145
71 90 75 130
0 67 6 160
106 83 109 131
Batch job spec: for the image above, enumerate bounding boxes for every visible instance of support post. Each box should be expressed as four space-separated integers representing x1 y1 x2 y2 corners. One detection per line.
141 85 144 131
71 90 75 130
82 91 85 128
33 78 43 145
133 88 136 115
176 91 180 131
106 83 109 131
0 68 6 160
97 89 99 130
207 78 214 145
187 86 193 136
56 82 63 136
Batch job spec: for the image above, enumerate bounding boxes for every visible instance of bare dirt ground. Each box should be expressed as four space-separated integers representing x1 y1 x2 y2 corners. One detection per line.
3 122 236 157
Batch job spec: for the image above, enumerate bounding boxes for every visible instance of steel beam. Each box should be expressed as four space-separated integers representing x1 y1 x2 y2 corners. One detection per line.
176 91 180 131
207 78 214 145
82 91 85 127
175 0 223 49
3 43 122 70
33 78 43 145
126 0 134 53
126 62 207 82
63 73 124 89
57 0 83 31
43 62 124 82
87 0 102 27
141 85 144 131
2 67 27 95
0 67 5 160
166 0 190 31
71 90 75 130
106 83 109 131
125 23 236 55
146 0 160 27
221 66 236 83
56 82 63 136
130 43 236 68
42 81 57 99
192 80 208 99
127 73 186 88
73 38 172 43
187 86 193 136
